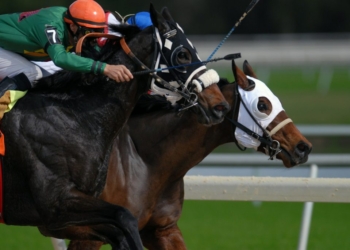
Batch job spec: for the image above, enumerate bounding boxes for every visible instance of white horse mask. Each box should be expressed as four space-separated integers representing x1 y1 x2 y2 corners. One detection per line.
235 76 284 149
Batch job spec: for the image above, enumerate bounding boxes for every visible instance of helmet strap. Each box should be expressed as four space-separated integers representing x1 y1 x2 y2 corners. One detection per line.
66 9 83 39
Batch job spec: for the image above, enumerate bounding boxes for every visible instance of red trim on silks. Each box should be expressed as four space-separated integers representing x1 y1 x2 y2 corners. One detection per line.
97 12 111 47
0 131 4 156
0 157 4 224
0 130 4 224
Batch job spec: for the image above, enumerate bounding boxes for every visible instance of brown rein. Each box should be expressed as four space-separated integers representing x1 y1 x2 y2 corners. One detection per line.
75 32 191 100
75 33 120 56
75 32 149 71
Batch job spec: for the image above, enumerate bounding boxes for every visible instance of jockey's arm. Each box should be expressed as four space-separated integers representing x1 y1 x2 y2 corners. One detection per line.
46 44 106 75
46 45 133 82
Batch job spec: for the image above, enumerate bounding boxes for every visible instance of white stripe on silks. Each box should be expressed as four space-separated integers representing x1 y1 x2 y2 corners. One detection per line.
164 39 173 50
159 64 170 73
196 52 202 60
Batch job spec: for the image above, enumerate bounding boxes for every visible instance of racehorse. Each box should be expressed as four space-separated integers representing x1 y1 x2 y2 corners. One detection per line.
0 5 229 250
60 60 312 249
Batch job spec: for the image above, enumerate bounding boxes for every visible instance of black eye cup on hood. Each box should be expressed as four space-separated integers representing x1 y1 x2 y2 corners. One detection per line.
170 46 192 73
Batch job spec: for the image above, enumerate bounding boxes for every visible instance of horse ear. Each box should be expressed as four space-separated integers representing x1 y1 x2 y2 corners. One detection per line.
232 60 254 91
243 60 257 78
149 3 170 33
161 7 174 22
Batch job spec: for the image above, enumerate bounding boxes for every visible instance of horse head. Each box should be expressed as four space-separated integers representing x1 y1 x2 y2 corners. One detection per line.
148 5 229 125
223 60 312 167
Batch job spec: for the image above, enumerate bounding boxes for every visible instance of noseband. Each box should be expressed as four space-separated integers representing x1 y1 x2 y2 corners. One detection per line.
226 83 293 160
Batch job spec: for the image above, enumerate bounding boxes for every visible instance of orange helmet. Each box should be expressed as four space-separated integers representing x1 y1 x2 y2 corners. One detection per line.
64 0 106 29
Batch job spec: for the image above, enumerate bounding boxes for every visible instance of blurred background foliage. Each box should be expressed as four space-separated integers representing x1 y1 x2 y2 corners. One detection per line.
1 0 350 34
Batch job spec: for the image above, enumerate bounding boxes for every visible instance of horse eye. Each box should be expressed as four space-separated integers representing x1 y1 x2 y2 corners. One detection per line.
257 102 268 112
176 49 191 64
178 52 187 59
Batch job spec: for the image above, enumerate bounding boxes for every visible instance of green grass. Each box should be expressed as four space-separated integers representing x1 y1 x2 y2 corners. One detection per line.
179 201 350 250
1 202 350 249
0 224 54 249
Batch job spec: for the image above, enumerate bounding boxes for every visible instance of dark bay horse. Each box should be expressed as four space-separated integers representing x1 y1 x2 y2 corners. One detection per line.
63 60 312 249
0 5 229 250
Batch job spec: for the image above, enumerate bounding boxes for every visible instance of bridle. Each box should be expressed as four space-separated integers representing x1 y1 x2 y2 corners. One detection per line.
119 28 200 111
75 27 205 111
225 82 293 160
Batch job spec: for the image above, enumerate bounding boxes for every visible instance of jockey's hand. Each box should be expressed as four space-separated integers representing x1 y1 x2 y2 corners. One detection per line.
103 64 133 83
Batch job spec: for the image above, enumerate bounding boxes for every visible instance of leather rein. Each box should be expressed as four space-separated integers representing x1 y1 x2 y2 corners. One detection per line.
75 33 192 101
226 82 292 160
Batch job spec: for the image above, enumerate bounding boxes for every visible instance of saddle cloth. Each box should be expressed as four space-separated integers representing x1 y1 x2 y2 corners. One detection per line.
0 155 3 223
0 90 25 224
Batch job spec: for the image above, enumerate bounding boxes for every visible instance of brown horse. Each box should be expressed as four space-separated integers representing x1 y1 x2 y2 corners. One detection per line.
0 5 229 250
61 60 312 249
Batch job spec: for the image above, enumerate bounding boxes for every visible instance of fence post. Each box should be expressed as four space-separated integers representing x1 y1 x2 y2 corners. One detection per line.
297 163 318 250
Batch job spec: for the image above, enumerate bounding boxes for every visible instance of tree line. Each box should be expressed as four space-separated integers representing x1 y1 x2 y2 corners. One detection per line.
1 0 349 35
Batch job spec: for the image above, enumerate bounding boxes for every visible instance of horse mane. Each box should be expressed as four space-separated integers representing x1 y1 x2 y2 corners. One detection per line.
217 78 231 89
131 94 175 115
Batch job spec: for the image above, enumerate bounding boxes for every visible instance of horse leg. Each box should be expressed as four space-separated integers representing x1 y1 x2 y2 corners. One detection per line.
32 183 143 250
40 225 129 250
141 224 187 250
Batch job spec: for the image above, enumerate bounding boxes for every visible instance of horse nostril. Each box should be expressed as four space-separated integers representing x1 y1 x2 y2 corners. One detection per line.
214 102 230 113
296 142 312 155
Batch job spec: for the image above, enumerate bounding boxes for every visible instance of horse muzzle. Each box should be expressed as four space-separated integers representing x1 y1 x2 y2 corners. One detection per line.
276 141 312 168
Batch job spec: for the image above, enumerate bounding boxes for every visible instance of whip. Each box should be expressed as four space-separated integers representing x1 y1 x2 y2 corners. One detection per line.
206 0 260 61
133 53 241 76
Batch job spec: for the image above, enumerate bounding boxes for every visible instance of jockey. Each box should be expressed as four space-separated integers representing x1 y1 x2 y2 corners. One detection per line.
0 0 133 99
33 11 153 75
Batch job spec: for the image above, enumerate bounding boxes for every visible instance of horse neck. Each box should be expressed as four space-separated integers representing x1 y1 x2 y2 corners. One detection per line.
104 30 155 101
127 108 235 180
88 30 155 137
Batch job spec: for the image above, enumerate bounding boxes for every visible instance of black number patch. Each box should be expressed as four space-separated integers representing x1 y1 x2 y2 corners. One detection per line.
45 26 61 45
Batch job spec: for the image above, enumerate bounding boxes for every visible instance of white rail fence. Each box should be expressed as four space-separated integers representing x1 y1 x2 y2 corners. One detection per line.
191 33 350 67
184 172 350 203
52 125 350 250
